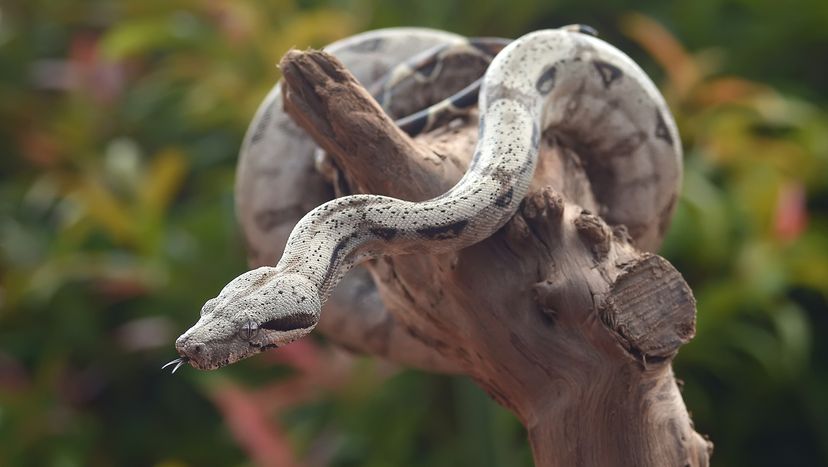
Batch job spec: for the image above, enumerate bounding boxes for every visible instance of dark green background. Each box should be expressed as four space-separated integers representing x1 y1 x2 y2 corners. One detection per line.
1 0 827 466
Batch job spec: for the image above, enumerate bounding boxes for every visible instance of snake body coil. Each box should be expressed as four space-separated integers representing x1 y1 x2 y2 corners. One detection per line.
172 28 681 371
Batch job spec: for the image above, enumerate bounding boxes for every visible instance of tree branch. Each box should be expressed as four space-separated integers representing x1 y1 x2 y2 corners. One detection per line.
275 48 712 466
280 49 461 200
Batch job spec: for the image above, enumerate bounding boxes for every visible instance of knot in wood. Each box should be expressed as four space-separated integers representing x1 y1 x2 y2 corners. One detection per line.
574 210 612 262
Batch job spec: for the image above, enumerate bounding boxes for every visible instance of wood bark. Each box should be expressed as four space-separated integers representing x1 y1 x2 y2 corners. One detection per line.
269 49 713 466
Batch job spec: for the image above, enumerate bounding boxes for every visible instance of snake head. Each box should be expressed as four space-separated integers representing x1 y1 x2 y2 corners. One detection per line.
174 267 321 370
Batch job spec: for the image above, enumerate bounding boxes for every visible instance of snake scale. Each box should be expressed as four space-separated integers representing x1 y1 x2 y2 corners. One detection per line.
167 27 681 372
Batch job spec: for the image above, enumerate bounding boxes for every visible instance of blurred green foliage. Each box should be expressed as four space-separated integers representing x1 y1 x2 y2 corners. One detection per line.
1 0 827 466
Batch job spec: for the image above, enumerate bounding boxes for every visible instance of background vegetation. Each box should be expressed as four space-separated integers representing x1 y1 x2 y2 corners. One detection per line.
1 0 827 466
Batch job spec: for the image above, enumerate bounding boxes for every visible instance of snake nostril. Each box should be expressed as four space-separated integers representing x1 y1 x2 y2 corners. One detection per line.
191 343 205 355
174 335 188 351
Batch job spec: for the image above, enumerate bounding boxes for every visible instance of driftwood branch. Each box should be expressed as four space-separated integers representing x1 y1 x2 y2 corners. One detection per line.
280 50 461 199
277 49 712 466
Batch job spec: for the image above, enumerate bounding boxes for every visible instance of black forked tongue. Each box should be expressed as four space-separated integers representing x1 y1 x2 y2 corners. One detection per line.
260 312 316 332
161 356 189 374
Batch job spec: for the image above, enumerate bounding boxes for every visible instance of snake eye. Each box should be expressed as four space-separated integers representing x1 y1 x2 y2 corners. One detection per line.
239 319 259 341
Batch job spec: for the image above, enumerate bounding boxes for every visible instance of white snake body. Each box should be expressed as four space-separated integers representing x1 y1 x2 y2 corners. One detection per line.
172 27 681 371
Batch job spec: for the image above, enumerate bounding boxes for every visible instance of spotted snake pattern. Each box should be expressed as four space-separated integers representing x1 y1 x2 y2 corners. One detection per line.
172 27 682 370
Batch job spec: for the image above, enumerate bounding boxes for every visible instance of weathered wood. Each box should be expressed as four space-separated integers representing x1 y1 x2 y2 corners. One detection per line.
277 49 712 466
280 49 460 199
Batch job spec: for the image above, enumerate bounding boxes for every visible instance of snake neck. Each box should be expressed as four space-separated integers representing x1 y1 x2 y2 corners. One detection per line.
274 108 541 303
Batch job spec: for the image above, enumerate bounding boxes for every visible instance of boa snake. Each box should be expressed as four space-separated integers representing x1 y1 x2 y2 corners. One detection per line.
168 27 681 371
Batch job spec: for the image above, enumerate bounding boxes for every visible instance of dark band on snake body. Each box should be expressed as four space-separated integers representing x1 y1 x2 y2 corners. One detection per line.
654 110 675 145
593 60 624 88
369 227 399 240
398 110 429 136
416 219 469 240
416 55 443 79
535 66 558 94
260 312 316 331
494 187 514 208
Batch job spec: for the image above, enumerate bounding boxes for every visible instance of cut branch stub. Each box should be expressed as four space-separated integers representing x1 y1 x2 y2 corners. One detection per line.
599 253 697 362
